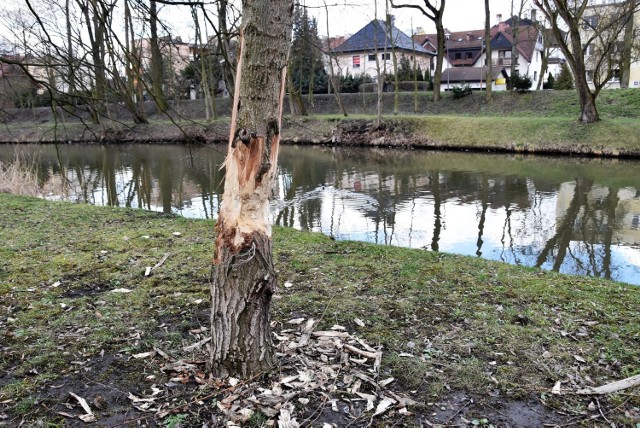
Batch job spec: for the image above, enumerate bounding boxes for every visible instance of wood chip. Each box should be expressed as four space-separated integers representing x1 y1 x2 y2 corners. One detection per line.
344 344 380 360
312 331 349 338
183 337 211 351
69 392 96 422
373 397 396 417
379 377 395 387
132 351 154 359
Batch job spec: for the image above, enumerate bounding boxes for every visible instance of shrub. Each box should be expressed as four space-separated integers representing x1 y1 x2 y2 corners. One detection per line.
544 72 555 90
451 84 472 99
511 71 533 92
0 157 41 196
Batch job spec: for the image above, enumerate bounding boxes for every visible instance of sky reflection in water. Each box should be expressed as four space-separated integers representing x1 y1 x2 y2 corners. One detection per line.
2 143 639 285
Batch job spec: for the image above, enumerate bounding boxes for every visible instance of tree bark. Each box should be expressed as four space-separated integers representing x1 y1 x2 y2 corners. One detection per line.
210 0 293 379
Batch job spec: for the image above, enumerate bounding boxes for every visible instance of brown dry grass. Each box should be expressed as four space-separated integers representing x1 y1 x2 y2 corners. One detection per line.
0 156 41 196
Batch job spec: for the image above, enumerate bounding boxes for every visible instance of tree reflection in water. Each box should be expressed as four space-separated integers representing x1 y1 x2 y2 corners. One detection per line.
2 144 639 285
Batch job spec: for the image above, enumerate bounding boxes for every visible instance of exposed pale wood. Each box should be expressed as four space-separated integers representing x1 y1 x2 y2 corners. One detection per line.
577 374 640 395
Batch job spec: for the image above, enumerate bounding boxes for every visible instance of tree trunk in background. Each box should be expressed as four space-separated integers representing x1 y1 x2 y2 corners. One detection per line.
65 0 76 98
149 0 169 112
217 0 236 103
80 0 108 123
323 1 348 117
484 0 492 100
620 0 636 89
432 15 444 102
210 0 293 378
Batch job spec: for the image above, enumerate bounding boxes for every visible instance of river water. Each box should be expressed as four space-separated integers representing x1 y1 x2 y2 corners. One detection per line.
2 143 640 285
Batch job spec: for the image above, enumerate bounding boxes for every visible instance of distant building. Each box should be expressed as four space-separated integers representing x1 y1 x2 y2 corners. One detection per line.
415 14 545 90
331 18 435 80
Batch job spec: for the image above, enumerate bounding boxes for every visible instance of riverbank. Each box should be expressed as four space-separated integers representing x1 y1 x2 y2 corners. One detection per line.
1 193 639 426
2 90 640 157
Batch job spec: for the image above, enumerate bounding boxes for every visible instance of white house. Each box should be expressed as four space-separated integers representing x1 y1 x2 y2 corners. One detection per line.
331 19 435 81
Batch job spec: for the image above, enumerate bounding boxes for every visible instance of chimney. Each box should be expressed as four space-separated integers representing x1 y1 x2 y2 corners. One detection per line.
467 32 472 42
496 13 502 25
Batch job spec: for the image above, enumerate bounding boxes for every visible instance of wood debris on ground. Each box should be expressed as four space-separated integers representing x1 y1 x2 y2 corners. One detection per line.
127 318 419 426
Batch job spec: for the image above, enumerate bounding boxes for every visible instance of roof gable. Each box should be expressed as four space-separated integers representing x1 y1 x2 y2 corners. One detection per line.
333 20 432 55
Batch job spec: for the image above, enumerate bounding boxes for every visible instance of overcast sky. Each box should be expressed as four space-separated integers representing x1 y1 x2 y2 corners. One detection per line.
1 0 533 49
304 0 533 37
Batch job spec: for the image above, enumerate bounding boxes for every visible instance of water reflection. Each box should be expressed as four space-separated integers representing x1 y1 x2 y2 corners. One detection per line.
2 144 639 285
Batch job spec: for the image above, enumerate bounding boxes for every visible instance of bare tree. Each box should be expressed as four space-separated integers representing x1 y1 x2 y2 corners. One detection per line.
323 0 347 117
391 0 445 101
148 0 169 112
533 0 640 123
210 0 294 378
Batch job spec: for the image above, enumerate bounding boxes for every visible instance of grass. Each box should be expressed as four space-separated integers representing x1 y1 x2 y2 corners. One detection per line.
1 193 639 425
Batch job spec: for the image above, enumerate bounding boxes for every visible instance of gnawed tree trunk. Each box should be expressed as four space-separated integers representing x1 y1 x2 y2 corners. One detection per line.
210 0 293 379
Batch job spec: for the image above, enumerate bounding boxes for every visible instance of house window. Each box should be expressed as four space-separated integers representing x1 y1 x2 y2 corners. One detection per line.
466 52 473 59
534 71 538 81
611 69 620 82
368 54 376 61
586 70 594 81
381 52 390 60
583 15 598 29
455 52 462 59
352 55 361 68
584 43 595 56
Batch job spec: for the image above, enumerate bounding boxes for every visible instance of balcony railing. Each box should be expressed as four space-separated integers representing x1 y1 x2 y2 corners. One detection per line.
493 58 512 66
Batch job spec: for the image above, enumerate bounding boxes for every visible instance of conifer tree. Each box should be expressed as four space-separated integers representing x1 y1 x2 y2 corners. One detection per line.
290 5 327 95
555 63 574 90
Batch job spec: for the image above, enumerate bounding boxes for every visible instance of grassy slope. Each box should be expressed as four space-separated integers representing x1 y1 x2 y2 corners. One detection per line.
1 194 639 425
2 89 640 154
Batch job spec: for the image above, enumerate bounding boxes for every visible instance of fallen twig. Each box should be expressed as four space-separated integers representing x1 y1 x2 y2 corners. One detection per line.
576 374 640 395
145 253 170 277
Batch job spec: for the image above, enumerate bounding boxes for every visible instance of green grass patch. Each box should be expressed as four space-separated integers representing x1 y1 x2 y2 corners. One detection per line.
1 194 639 425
